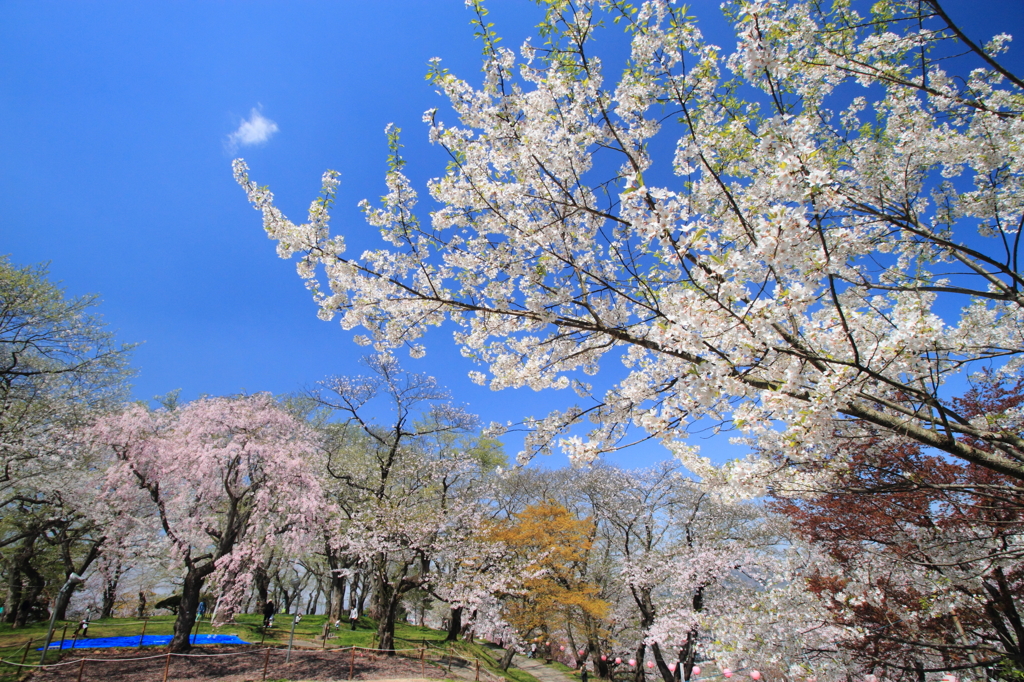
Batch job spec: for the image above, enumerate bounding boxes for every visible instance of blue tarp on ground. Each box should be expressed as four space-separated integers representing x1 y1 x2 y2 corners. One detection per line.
41 634 250 649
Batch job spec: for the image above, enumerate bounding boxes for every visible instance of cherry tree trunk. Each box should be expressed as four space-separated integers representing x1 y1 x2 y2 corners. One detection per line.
280 588 294 614
306 586 320 615
55 540 104 622
52 584 76 623
253 565 270 614
3 567 22 625
354 573 368 614
216 593 240 625
445 605 462 642
678 587 703 682
100 575 119 619
168 569 207 652
5 534 41 626
679 630 698 682
14 560 46 628
499 645 516 671
369 573 385 621
632 643 647 682
375 582 401 655
650 642 676 682
328 573 346 622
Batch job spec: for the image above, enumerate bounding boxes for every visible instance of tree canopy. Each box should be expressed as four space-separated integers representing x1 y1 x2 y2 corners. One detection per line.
90 394 324 651
0 256 133 627
0 255 132 495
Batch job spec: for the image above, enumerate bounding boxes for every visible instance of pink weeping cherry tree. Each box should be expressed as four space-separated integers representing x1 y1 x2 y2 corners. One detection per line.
89 394 325 652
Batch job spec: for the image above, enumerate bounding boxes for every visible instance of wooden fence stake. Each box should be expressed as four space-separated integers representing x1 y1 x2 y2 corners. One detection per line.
19 639 33 666
476 659 481 681
137 619 148 648
162 651 171 682
76 657 86 682
448 644 454 672
60 624 69 652
262 647 271 681
420 646 426 676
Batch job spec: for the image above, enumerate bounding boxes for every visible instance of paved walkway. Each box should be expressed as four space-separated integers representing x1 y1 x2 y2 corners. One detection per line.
511 653 577 682
436 645 576 682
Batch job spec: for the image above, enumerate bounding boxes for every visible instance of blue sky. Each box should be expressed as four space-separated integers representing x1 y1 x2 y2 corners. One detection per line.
2 0 1022 470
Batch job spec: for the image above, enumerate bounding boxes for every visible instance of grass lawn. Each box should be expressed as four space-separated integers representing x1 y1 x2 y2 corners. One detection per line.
0 615 541 682
550 660 581 677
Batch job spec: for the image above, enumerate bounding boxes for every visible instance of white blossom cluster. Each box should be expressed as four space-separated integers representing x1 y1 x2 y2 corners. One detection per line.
236 0 1024 493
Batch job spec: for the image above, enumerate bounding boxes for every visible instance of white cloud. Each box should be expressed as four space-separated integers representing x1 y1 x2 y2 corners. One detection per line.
227 108 279 151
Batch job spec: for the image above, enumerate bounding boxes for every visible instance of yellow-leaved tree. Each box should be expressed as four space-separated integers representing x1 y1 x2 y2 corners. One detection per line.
491 500 609 664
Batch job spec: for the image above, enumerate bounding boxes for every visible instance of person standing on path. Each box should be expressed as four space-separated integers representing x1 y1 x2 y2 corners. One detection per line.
263 600 275 627
349 606 359 630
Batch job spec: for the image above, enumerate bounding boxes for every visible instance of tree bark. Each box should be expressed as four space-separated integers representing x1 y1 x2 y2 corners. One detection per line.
100 569 122 620
325 539 354 622
679 585 704 682
214 591 240 625
580 625 608 680
3 566 22 625
679 630 698 682
632 642 647 682
566 625 579 666
54 535 104 622
446 605 463 642
52 582 77 623
982 566 1024 667
328 573 346 622
370 563 386 622
306 586 320 615
650 642 676 682
500 645 516 670
253 564 270 614
13 548 46 628
375 582 401 655
4 532 41 626
279 586 294 614
168 567 211 653
355 573 368 614
630 584 658 682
